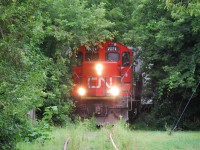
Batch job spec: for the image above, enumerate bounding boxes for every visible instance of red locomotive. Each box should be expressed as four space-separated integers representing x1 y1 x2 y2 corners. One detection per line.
72 41 140 124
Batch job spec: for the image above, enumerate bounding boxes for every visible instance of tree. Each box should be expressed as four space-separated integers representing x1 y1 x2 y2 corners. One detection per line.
86 0 136 43
0 0 114 149
125 0 200 129
0 0 49 148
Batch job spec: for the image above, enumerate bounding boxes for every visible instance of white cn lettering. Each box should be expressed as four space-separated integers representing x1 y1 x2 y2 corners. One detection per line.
88 77 112 88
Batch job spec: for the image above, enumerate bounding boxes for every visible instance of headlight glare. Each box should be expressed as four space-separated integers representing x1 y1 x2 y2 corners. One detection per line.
95 63 103 76
77 87 86 96
109 86 120 96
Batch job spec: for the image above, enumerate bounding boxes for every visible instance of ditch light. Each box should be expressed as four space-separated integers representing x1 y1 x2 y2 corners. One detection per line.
77 87 86 96
108 86 120 96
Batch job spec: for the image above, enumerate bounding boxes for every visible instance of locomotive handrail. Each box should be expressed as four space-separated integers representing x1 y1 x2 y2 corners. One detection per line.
121 64 133 81
74 72 81 83
120 64 134 111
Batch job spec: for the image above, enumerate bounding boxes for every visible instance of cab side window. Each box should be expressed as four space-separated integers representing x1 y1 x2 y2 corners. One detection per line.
122 52 130 66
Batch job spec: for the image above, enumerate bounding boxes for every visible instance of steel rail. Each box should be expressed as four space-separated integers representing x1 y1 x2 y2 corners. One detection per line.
109 132 119 150
63 138 70 150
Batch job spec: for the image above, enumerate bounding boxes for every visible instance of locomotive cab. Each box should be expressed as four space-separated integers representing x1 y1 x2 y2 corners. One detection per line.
72 41 137 124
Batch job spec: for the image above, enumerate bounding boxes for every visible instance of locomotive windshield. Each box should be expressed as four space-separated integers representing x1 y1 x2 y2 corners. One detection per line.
76 52 83 66
106 52 120 62
85 53 99 61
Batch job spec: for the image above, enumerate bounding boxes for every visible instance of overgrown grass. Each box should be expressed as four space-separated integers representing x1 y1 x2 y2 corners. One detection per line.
17 119 200 150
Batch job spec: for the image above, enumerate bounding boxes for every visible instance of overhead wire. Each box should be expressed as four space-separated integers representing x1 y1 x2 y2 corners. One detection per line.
171 87 188 129
171 80 200 132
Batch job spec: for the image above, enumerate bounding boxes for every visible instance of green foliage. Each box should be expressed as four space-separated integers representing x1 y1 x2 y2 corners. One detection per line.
0 0 115 149
23 121 52 143
1 0 200 149
73 116 98 131
18 121 200 150
0 0 50 143
52 102 75 126
22 106 61 143
125 0 200 129
81 117 97 131
42 106 58 124
44 0 114 48
128 0 200 92
87 0 136 43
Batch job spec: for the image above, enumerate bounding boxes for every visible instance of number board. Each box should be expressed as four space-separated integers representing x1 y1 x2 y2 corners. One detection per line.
86 46 99 51
106 46 119 51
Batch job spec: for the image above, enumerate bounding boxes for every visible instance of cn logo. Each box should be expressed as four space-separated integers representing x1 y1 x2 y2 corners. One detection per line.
88 77 112 88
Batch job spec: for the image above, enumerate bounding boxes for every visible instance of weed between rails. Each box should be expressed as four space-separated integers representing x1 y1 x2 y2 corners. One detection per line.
17 119 200 150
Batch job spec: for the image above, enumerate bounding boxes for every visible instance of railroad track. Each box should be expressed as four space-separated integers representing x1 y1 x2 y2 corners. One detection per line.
63 132 119 150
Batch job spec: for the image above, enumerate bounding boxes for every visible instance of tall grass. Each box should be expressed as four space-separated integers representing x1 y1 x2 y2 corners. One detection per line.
17 119 200 150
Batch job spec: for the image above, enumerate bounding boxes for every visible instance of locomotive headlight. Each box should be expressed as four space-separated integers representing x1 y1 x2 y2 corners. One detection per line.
95 63 103 76
77 87 86 96
109 86 120 96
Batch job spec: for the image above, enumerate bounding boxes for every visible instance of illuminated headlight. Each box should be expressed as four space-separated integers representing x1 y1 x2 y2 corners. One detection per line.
95 63 103 76
109 86 120 96
77 87 86 96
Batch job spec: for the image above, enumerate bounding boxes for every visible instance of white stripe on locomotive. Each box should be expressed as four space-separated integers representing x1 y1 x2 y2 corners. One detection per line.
88 77 112 88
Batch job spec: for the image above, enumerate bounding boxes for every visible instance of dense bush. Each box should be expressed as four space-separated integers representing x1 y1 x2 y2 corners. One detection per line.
125 0 200 130
0 0 113 149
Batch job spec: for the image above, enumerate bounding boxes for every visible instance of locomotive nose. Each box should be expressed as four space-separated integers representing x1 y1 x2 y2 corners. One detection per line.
82 61 120 97
83 61 119 77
